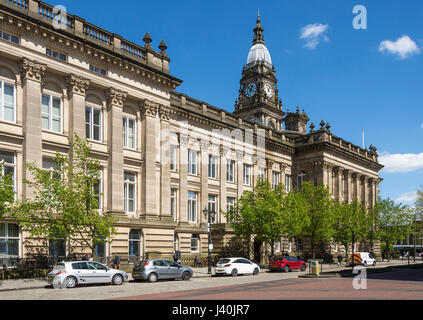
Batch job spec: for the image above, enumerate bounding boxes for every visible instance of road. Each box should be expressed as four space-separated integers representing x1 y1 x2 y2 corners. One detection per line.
1 266 423 300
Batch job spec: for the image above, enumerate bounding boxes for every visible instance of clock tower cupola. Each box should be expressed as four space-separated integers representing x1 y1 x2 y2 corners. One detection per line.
234 12 284 130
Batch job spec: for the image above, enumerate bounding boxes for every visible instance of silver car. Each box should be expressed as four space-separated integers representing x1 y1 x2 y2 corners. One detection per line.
47 261 128 288
132 259 193 283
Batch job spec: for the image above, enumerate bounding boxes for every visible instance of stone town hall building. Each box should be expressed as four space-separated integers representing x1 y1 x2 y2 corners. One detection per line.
0 1 382 264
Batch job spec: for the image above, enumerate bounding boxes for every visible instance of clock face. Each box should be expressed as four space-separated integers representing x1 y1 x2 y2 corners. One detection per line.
264 82 274 98
244 82 257 98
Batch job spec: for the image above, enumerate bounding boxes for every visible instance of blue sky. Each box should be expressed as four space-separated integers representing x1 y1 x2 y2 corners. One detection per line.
54 0 422 205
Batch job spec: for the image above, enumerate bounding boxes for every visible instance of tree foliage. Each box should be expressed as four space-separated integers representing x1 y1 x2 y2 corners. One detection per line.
0 163 15 219
11 135 116 258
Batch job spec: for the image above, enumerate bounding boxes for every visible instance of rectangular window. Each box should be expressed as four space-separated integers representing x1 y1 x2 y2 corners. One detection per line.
243 164 251 186
226 159 235 182
258 167 265 181
124 172 136 213
190 234 199 252
170 145 177 171
46 48 67 61
285 175 291 192
89 64 107 76
0 31 19 44
208 195 217 223
272 171 279 189
226 197 235 212
208 155 217 179
0 81 15 123
123 117 136 149
171 189 177 220
0 223 19 257
188 150 197 175
42 94 62 133
85 106 102 141
0 150 15 192
93 178 102 210
188 191 197 222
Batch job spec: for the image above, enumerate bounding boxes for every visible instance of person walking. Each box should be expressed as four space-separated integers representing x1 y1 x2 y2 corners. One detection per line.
113 252 120 270
337 253 343 267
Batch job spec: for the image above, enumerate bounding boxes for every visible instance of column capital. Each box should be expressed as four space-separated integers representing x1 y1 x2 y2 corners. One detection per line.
66 74 90 96
106 88 127 108
220 145 230 157
266 159 274 168
159 105 171 121
140 99 159 117
200 141 210 152
236 151 244 161
179 134 189 147
19 58 46 83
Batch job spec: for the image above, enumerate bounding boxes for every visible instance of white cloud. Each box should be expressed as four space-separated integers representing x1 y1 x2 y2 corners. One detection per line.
300 23 329 49
420 123 423 129
378 35 420 59
395 191 417 203
379 152 423 173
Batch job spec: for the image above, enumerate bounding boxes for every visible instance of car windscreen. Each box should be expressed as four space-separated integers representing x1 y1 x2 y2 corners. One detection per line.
217 259 231 264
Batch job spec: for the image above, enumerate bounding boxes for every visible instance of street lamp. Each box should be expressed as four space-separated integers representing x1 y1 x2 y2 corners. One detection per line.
203 207 216 274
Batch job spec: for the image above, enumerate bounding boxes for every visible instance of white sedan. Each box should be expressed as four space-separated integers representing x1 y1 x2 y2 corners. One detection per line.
215 257 260 277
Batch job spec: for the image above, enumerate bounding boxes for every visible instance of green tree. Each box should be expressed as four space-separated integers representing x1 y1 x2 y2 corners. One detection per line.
372 198 411 261
332 200 370 263
12 135 116 259
299 182 335 259
0 162 15 219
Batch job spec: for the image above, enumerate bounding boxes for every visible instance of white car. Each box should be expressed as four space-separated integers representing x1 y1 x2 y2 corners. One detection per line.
215 258 260 277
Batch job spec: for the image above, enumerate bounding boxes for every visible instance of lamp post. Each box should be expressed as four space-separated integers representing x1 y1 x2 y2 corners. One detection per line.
203 207 216 274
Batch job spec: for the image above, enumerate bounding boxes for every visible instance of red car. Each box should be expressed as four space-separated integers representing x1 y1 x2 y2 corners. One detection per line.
269 256 307 272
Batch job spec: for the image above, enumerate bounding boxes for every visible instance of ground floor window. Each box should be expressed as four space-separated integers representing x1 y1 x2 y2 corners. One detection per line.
49 238 66 262
129 229 141 263
274 241 281 253
191 234 200 253
295 238 303 252
0 223 19 257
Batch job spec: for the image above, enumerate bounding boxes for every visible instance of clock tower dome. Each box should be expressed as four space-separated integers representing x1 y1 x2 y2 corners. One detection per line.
234 12 284 130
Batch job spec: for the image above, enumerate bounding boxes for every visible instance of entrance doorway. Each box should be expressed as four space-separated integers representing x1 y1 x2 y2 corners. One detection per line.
254 240 262 264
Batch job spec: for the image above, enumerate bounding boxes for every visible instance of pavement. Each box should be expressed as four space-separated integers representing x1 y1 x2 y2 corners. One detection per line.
0 259 421 292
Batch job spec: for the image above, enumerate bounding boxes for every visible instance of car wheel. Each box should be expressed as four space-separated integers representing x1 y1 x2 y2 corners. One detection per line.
65 276 77 289
148 272 158 283
301 264 306 272
112 274 123 285
182 271 191 281
253 267 259 275
363 261 368 267
284 265 290 273
231 268 238 277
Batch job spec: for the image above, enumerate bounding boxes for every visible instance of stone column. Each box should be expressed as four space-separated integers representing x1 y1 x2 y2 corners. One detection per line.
280 164 286 190
344 170 352 203
356 174 362 203
159 106 172 219
200 140 209 224
363 176 369 208
236 151 244 198
267 159 273 183
66 74 90 140
19 58 46 198
106 88 127 214
141 99 159 217
334 167 343 202
220 146 228 223
327 165 334 196
179 135 189 223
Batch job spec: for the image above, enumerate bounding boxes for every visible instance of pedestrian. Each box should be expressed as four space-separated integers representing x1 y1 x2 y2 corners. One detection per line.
337 253 343 267
113 252 120 269
381 251 385 262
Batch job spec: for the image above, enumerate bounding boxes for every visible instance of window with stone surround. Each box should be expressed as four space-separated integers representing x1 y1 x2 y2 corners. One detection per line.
0 223 19 258
0 30 19 45
208 195 217 223
123 116 136 149
0 150 15 194
258 167 265 181
171 188 177 220
272 171 279 189
124 172 136 213
85 106 102 142
243 164 251 186
42 93 62 133
188 149 197 175
46 48 67 62
89 64 107 76
190 234 200 253
170 145 177 171
188 191 197 223
226 159 235 182
0 80 15 123
208 155 218 179
285 175 291 192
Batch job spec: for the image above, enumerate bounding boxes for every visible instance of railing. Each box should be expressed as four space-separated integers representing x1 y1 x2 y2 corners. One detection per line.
121 40 145 60
4 0 27 9
83 22 112 46
37 2 73 29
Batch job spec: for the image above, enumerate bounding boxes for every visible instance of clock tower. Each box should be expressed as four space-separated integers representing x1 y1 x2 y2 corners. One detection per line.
234 12 284 131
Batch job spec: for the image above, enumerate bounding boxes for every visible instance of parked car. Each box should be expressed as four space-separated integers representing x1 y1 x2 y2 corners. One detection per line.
349 252 376 267
269 256 307 272
215 258 260 277
47 261 128 288
132 259 193 282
